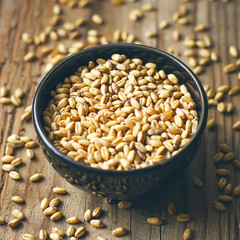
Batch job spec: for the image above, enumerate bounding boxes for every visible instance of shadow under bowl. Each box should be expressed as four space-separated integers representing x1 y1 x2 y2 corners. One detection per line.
32 43 208 200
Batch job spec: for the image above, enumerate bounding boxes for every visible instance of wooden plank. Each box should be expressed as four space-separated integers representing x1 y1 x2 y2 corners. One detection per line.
0 0 240 239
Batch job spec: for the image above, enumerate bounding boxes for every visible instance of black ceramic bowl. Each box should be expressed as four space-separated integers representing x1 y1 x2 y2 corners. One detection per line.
32 43 208 200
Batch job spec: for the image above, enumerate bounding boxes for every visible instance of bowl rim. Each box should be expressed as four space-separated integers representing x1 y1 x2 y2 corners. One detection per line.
32 43 208 176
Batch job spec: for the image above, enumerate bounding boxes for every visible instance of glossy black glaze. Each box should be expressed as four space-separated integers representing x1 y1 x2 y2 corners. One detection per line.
32 43 208 200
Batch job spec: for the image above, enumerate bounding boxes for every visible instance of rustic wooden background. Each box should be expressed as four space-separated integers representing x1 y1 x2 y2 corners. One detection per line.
0 0 240 239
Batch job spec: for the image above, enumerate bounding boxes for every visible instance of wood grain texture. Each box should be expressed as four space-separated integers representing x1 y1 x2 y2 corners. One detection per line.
0 0 240 239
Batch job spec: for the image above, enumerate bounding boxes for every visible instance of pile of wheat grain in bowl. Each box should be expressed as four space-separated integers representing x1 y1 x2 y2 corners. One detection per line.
43 53 199 170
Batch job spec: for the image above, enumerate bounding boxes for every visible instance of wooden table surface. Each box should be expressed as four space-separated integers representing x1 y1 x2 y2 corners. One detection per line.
0 0 240 239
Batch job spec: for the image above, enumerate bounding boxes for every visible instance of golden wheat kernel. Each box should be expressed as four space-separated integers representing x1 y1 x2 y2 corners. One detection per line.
69 237 78 240
223 152 235 162
66 216 81 224
53 187 66 194
112 227 128 236
39 229 48 240
11 195 24 204
233 121 240 130
118 201 132 209
92 14 103 24
194 66 204 75
178 17 190 25
214 152 224 163
9 171 21 180
11 158 23 167
184 39 195 48
25 141 38 148
228 86 240 96
30 173 43 182
229 45 238 57
90 219 104 228
23 52 36 62
172 30 180 42
2 164 14 172
0 216 5 225
51 212 63 221
142 3 154 11
79 0 90 8
214 92 225 101
234 185 240 196
203 35 212 47
177 214 190 223
26 149 34 159
0 86 8 97
92 207 101 218
224 63 237 73
217 85 230 93
22 233 35 240
188 57 197 68
1 155 15 163
159 20 169 29
199 49 210 58
206 88 215 98
224 183 233 194
49 197 61 207
0 97 11 104
218 195 232 202
49 233 62 240
213 201 225 211
44 207 57 216
147 217 163 226
194 24 207 32
233 160 240 169
50 31 59 41
207 118 215 129
145 31 157 38
220 143 231 153
129 9 143 21
84 209 92 221
216 169 229 176
14 88 24 98
21 111 31 121
11 95 22 106
217 102 226 113
52 4 61 14
63 22 75 31
68 0 78 8
218 177 227 189
74 17 85 26
183 227 191 240
210 51 218 61
171 11 180 22
22 32 33 44
67 225 75 236
51 227 65 237
8 218 21 228
50 15 61 26
74 227 86 238
9 140 24 148
226 103 234 113
193 177 203 187
12 209 24 220
97 237 107 240
33 35 40 45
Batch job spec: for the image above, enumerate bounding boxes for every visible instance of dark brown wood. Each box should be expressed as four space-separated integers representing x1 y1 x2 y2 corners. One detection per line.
0 0 240 239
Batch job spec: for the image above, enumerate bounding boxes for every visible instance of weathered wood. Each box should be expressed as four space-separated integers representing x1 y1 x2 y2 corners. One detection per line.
0 0 240 239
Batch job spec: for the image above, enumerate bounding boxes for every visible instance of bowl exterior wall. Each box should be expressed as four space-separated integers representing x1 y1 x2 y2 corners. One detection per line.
39 137 198 200
33 43 207 200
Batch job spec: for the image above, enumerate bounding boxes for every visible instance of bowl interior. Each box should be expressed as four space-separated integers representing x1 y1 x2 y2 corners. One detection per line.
33 43 208 174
